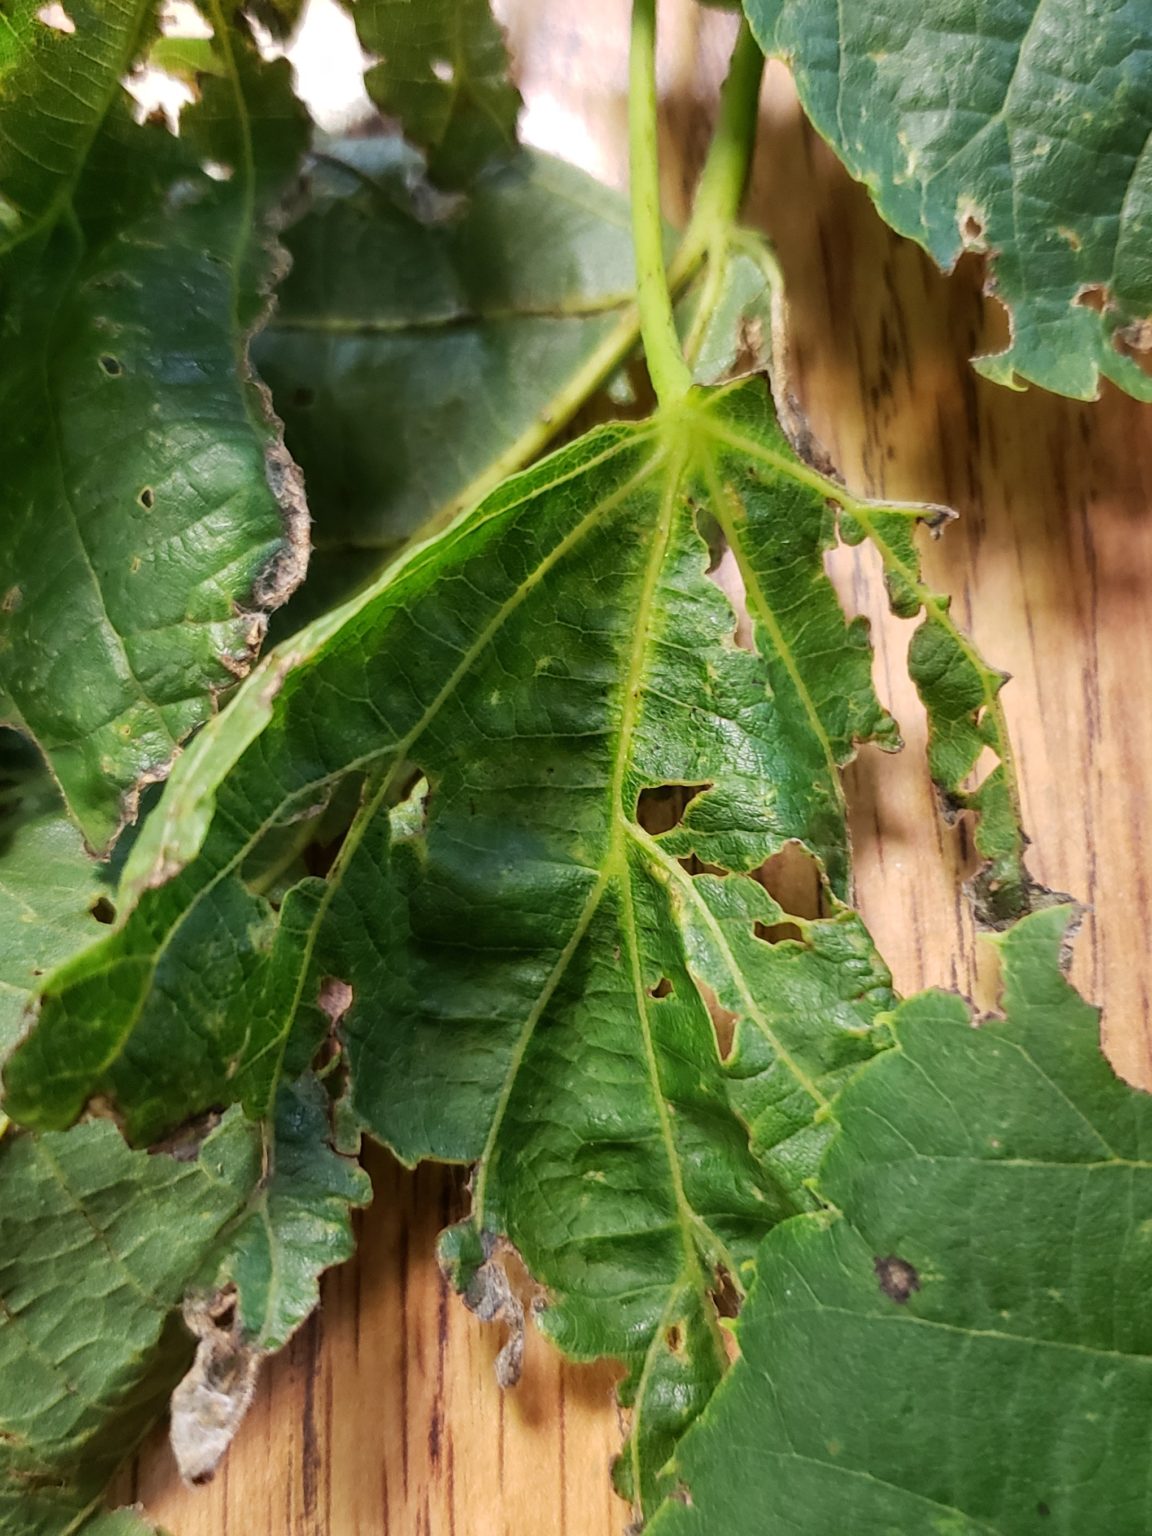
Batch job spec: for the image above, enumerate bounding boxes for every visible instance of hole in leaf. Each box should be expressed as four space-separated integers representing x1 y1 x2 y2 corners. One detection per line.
710 1264 740 1319
874 1254 921 1305
201 160 234 182
757 841 827 921
138 486 155 510
317 976 353 1029
36 3 75 32
648 976 673 1000
753 919 806 945
692 973 739 1060
98 354 123 377
1113 318 1152 378
1074 283 1109 313
636 783 711 834
957 202 987 248
292 386 315 409
88 895 116 924
431 57 455 83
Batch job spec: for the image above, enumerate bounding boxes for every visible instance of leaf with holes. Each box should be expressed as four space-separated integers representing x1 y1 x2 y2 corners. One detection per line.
839 499 1032 924
650 905 1152 1534
352 0 521 187
5 377 912 1506
745 0 1152 402
0 22 309 850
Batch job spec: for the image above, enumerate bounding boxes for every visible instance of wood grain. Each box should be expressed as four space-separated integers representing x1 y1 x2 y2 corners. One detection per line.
120 2 1152 1530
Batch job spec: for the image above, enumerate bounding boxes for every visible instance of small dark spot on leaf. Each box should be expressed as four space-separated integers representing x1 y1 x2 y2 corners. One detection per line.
1 586 21 613
98 354 122 377
138 486 155 510
88 895 116 924
874 1254 921 1304
293 386 315 409
648 976 673 999
1037 1502 1051 1517
636 783 712 834
665 1324 682 1352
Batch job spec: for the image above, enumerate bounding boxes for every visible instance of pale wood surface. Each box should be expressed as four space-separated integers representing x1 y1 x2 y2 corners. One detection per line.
120 2 1152 1531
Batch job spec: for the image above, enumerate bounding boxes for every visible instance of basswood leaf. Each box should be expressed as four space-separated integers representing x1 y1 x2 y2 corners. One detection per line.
0 1075 366 1526
0 1112 257 1536
0 733 117 1057
650 906 1152 1534
840 501 1031 923
352 0 521 186
255 142 647 616
745 0 1152 403
200 1074 371 1354
0 0 155 247
83 1514 168 1536
6 378 907 1503
0 27 309 850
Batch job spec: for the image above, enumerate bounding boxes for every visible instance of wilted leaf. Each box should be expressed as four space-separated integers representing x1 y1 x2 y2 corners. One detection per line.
746 0 1152 402
651 906 1152 1534
6 378 906 1499
0 27 309 849
354 0 521 186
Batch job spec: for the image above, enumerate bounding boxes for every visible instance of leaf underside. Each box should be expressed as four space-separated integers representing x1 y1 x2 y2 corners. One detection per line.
746 0 1152 402
5 377 915 1506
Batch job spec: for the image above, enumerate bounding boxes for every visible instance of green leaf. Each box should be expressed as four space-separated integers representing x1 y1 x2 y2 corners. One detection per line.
0 1112 258 1536
650 906 1152 1534
0 734 116 1057
840 501 1032 923
83 1513 168 1536
5 379 902 1504
0 28 309 850
745 0 1152 402
0 0 155 249
254 142 647 617
202 1074 371 1354
353 0 521 186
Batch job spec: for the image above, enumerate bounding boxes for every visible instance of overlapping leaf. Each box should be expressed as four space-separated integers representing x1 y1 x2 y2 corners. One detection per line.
255 143 647 617
651 906 1152 1534
0 1111 256 1536
352 0 521 186
746 0 1152 402
0 25 309 849
5 377 907 1502
0 1073 366 1532
0 734 117 1056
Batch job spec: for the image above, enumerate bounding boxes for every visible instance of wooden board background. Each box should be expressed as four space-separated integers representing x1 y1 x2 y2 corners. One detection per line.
114 2 1152 1531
